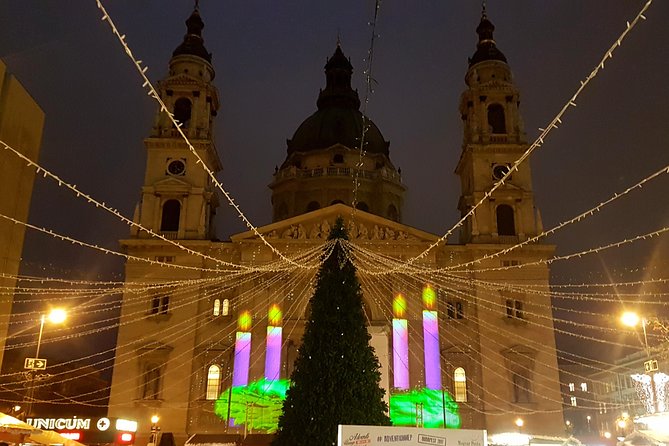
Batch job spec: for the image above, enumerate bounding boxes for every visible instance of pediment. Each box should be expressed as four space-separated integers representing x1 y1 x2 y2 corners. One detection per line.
162 73 201 86
501 344 538 358
137 340 173 353
230 203 439 243
153 176 191 188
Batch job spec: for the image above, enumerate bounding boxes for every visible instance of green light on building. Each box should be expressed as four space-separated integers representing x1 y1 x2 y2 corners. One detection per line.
215 379 459 431
214 378 290 433
389 388 460 428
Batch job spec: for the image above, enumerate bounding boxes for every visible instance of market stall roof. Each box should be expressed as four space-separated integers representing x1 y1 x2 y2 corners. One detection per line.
0 413 86 446
185 434 273 446
185 434 239 446
618 430 669 446
489 433 583 446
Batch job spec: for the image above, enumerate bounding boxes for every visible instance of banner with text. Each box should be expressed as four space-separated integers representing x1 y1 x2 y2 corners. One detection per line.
338 425 487 446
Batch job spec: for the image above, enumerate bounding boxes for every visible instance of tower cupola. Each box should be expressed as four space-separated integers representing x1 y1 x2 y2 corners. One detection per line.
317 45 361 110
468 12 507 67
172 7 212 63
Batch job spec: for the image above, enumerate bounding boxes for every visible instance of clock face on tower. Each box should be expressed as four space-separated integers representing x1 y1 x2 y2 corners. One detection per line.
167 159 186 176
492 163 511 180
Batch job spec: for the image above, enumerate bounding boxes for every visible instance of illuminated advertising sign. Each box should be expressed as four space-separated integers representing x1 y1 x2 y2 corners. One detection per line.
338 425 486 446
27 417 137 445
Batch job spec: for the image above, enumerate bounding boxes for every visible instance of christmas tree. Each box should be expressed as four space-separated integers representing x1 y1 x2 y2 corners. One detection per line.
272 217 391 446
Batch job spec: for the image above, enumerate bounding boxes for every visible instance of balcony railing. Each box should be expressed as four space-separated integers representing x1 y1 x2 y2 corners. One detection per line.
274 166 402 183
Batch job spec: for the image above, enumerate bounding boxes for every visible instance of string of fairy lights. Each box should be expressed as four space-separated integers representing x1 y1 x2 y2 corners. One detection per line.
1 264 662 413
1 0 665 429
11 240 650 412
358 272 594 413
1 264 320 405
94 0 313 269
3 240 664 408
438 163 669 272
351 0 381 219
345 224 669 276
380 0 655 273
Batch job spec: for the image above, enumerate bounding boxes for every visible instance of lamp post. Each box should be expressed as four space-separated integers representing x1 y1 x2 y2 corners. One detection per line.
621 311 657 414
620 312 649 355
441 388 447 428
616 418 627 437
515 417 524 433
225 347 235 432
24 309 67 419
149 415 160 446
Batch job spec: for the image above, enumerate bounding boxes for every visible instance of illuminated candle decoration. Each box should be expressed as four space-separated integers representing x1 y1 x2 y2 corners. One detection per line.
265 304 283 382
239 311 252 331
393 294 407 319
233 311 252 386
422 285 442 390
422 285 436 310
393 294 409 389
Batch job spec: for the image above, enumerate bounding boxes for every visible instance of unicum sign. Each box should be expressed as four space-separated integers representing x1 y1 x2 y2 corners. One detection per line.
27 417 92 430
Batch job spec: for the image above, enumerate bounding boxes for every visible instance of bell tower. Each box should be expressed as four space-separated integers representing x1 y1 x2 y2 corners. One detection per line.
456 11 542 244
131 6 221 240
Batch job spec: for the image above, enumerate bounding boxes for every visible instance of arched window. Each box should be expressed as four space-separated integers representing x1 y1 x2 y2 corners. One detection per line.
487 104 506 134
333 154 344 164
174 98 192 128
330 200 345 205
496 204 515 236
356 202 369 212
213 298 230 317
306 201 320 212
160 200 181 232
454 367 467 402
387 204 398 222
205 365 221 400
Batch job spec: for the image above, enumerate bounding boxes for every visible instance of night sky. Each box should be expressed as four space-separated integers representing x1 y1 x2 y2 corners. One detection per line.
1 1 668 371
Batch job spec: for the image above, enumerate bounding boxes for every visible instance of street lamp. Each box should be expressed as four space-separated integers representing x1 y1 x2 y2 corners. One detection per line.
149 415 160 446
620 311 649 354
24 309 67 419
616 418 627 435
565 420 573 435
515 417 524 432
620 311 658 414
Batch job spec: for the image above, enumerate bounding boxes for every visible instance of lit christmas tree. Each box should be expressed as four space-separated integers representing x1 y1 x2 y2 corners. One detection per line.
272 217 391 446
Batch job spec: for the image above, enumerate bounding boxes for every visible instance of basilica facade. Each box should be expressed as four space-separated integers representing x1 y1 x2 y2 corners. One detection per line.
108 7 565 444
